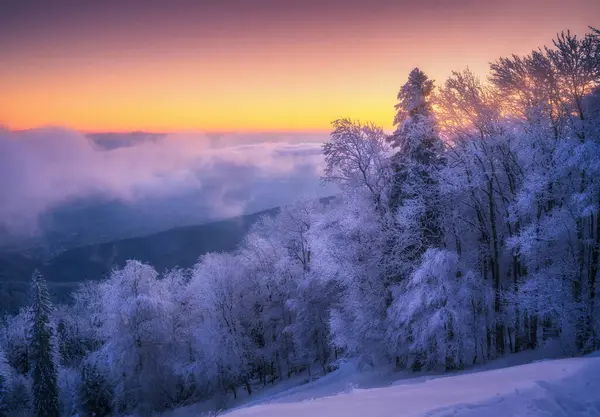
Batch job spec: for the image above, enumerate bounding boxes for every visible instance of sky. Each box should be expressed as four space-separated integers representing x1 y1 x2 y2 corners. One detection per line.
1 0 598 133
0 0 598 238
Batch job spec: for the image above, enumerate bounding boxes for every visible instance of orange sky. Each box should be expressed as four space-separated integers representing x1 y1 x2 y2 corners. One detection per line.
0 0 598 132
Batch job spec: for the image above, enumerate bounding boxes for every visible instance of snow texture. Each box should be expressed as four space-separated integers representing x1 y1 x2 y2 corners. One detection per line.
219 355 600 417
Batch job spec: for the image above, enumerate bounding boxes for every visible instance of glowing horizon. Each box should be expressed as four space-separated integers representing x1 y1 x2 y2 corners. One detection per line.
1 0 597 132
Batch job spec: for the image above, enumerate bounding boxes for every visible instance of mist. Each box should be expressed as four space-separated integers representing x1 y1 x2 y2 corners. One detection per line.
0 127 334 238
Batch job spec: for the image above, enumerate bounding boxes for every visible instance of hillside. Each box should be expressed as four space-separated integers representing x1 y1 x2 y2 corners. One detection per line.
165 353 600 417
41 207 280 282
0 207 280 312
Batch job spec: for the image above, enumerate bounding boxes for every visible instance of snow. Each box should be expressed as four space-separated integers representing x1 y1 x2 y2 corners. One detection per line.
218 355 600 417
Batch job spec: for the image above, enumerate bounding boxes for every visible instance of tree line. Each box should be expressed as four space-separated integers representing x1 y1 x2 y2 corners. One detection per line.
0 26 599 417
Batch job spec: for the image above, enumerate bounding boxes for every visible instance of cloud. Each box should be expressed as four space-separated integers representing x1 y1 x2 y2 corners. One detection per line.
0 127 334 237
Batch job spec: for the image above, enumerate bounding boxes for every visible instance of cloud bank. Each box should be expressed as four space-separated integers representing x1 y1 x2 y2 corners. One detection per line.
0 128 333 237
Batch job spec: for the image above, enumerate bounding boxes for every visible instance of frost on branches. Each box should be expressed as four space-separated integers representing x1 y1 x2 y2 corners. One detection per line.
29 271 60 417
0 26 599 417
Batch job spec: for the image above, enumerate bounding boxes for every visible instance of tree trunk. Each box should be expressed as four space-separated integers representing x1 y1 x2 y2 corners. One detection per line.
575 172 587 350
513 255 521 353
243 377 252 396
488 175 504 357
588 207 600 350
529 314 538 349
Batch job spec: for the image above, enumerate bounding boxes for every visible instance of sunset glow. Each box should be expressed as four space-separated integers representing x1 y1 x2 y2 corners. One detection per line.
1 0 597 132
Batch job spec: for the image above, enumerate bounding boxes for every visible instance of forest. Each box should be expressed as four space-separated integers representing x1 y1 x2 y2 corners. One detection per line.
1 27 599 417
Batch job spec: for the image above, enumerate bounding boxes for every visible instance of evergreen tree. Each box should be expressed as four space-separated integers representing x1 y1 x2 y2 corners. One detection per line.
388 68 446 261
28 271 60 417
78 362 113 417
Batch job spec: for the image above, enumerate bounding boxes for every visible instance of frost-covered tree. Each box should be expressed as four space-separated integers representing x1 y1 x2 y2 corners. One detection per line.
438 69 516 357
388 249 488 370
190 252 255 397
287 276 340 374
322 193 391 365
323 118 392 213
488 30 600 353
321 119 396 365
391 67 435 132
1 309 32 376
388 68 445 248
28 271 60 417
0 350 29 417
98 260 174 415
55 304 98 368
78 359 113 417
381 68 450 367
0 24 597 417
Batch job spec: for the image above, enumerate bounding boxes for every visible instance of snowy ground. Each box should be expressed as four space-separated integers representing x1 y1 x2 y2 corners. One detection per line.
163 351 600 417
222 355 600 417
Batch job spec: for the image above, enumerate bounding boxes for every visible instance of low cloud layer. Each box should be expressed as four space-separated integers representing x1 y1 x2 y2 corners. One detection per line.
0 128 333 237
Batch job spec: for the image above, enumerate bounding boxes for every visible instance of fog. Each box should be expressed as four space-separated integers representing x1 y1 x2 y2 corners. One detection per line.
0 127 333 237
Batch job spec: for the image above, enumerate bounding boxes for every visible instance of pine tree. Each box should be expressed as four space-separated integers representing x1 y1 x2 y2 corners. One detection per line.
389 68 446 256
78 362 113 417
28 271 60 417
391 67 435 136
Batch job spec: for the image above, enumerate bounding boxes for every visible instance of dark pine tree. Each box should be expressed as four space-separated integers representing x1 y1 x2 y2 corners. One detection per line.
29 270 60 417
78 362 113 417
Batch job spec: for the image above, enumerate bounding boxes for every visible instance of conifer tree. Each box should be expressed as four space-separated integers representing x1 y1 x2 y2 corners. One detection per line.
28 271 60 417
78 362 113 417
389 68 446 257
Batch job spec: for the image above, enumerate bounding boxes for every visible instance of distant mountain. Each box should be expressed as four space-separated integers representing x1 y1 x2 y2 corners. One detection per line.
0 196 336 314
42 206 280 283
0 207 279 314
32 194 217 256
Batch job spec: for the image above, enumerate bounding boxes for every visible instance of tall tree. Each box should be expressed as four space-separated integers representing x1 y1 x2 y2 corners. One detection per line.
323 118 392 214
99 261 173 415
28 270 60 417
388 68 446 251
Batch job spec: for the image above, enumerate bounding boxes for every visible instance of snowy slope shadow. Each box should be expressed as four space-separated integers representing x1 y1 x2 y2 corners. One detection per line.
425 357 600 417
219 356 600 417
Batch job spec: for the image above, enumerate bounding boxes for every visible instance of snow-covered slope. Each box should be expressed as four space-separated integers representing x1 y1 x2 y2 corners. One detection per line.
222 355 600 417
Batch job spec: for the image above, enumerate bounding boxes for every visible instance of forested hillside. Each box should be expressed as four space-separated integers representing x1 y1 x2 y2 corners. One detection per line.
1 27 599 417
0 207 283 314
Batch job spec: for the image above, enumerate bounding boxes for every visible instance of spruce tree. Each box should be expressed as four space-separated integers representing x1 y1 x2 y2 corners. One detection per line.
78 362 113 417
388 68 446 251
29 271 60 417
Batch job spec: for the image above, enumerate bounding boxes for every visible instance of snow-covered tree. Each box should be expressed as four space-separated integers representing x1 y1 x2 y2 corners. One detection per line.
388 249 487 370
0 348 30 417
98 260 174 415
0 23 597 417
322 194 391 365
388 67 445 247
323 118 392 213
190 252 255 397
28 271 60 417
1 309 32 376
78 359 113 417
391 67 435 132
